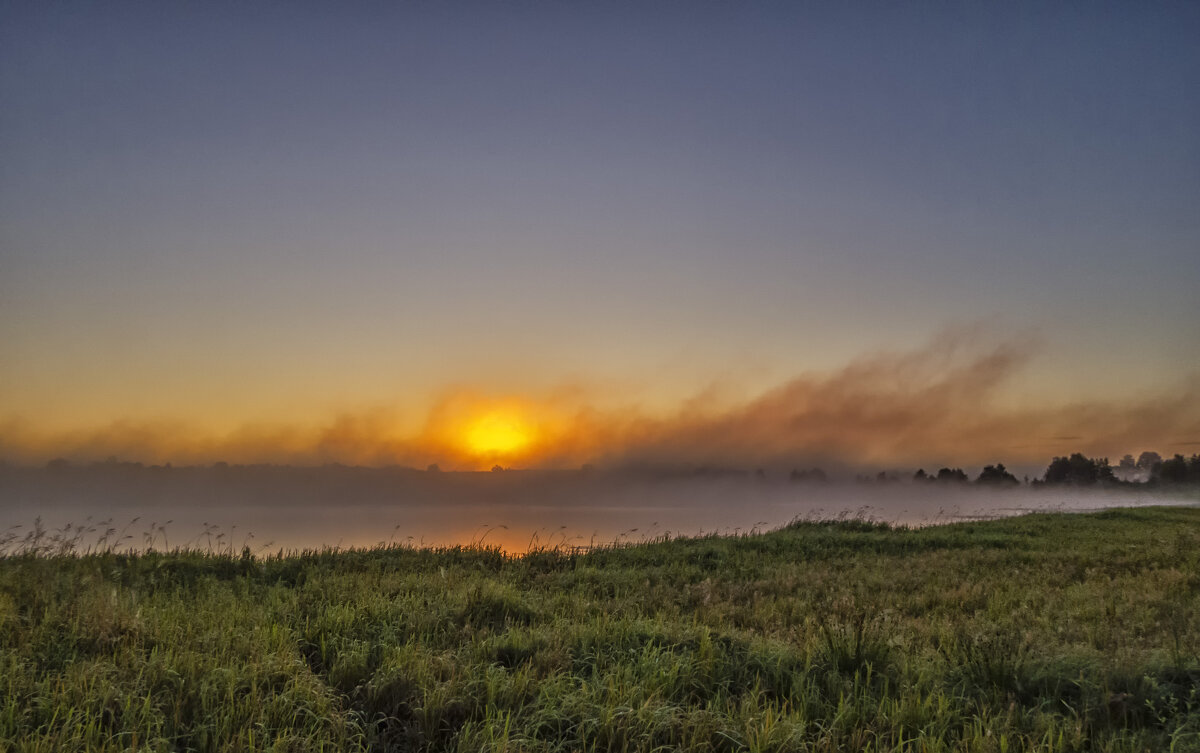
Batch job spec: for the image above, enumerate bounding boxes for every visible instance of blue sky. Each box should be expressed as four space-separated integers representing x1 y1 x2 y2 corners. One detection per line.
2 2 1198 464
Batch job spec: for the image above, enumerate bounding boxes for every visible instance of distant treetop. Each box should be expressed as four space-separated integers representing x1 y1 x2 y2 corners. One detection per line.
1042 453 1115 486
976 463 1019 486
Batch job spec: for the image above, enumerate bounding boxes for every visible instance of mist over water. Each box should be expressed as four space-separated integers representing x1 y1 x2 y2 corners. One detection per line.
1 465 1192 554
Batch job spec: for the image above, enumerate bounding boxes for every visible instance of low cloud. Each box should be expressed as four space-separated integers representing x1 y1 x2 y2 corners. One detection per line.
605 331 1200 471
2 330 1198 472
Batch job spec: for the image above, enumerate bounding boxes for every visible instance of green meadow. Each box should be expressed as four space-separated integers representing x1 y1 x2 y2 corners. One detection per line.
2 506 1198 752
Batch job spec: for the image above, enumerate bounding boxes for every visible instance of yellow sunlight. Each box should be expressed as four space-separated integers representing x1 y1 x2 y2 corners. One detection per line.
464 410 533 456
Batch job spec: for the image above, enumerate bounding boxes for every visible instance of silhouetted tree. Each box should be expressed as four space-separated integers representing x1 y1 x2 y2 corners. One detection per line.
936 467 968 483
1042 453 1114 485
1155 454 1200 484
913 468 929 482
1159 454 1185 482
426 463 440 472
976 463 1019 486
1136 451 1162 471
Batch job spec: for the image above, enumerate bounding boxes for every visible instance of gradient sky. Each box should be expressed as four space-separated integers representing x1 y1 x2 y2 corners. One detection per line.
2 2 1198 467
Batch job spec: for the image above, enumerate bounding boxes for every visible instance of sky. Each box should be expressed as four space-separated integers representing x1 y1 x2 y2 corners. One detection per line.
2 2 1198 471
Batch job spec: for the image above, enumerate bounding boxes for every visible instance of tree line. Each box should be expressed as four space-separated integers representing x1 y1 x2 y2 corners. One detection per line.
1037 451 1200 487
787 451 1200 487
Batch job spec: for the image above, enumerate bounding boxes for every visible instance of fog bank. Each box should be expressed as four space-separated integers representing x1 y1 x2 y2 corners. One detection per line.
2 464 1193 554
3 333 1199 472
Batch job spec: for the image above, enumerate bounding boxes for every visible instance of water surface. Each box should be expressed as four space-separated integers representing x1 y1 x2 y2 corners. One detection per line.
1 465 1191 554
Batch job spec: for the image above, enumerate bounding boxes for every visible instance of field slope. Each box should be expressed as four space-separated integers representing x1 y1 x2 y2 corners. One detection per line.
2 506 1198 752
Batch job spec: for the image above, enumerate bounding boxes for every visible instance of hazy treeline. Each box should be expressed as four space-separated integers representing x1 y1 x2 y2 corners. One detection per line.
808 450 1200 489
1034 451 1200 487
7 448 1200 488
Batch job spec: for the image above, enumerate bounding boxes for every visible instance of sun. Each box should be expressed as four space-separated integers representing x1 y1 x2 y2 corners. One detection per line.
464 410 533 456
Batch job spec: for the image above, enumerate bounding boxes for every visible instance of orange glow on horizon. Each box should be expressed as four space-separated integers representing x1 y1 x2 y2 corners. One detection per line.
418 393 566 468
2 336 1198 470
464 410 534 457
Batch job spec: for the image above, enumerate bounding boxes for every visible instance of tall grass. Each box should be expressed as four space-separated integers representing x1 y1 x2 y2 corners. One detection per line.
2 507 1198 751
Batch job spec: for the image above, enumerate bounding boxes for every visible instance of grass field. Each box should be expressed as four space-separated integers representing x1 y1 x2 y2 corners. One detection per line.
2 506 1198 752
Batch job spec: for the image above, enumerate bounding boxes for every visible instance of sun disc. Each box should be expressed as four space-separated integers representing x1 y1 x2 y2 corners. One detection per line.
465 411 532 456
